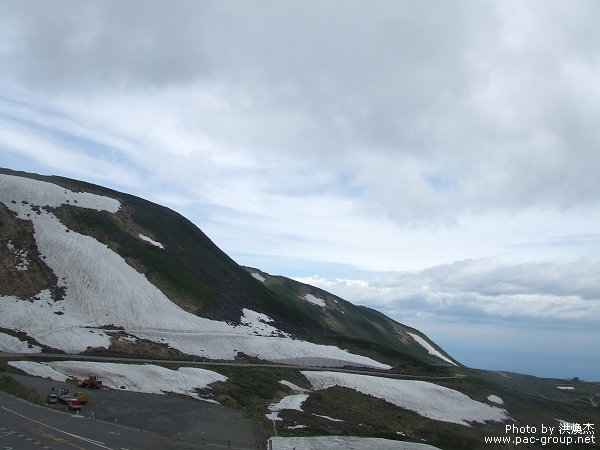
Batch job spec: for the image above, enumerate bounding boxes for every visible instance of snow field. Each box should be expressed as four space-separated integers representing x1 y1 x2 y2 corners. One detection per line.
0 175 389 369
408 333 457 366
0 333 41 353
268 436 443 450
9 361 69 381
0 174 120 213
10 360 227 396
302 371 509 426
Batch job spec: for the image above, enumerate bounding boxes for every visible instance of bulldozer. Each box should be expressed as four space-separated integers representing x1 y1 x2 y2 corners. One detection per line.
76 375 103 389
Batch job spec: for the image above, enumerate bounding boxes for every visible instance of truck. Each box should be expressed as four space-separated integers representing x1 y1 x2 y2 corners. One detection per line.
67 399 82 411
57 388 72 404
72 391 89 405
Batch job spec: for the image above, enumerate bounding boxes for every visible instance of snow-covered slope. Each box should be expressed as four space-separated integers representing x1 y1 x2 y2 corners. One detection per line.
302 371 508 426
9 360 226 397
0 332 41 353
0 174 388 369
408 333 457 366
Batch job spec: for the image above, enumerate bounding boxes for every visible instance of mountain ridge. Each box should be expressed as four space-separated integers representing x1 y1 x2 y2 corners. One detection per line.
0 167 456 370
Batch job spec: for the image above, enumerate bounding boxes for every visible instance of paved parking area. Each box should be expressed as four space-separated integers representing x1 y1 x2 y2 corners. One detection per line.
8 373 257 449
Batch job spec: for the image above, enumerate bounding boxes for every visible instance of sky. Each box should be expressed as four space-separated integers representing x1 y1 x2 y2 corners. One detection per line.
1 0 599 381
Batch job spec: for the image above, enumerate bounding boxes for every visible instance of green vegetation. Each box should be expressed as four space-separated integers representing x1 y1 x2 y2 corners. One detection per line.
0 362 43 405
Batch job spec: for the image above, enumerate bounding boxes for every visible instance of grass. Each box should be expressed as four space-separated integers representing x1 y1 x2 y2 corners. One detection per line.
0 359 44 405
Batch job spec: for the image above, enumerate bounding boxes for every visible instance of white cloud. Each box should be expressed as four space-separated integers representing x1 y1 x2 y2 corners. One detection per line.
295 256 600 324
1 1 600 378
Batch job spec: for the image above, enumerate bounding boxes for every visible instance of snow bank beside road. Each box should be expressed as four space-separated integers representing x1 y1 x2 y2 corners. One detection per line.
10 360 227 396
9 361 69 381
302 371 508 426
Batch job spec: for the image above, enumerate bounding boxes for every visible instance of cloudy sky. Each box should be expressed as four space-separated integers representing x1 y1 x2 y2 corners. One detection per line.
1 0 599 380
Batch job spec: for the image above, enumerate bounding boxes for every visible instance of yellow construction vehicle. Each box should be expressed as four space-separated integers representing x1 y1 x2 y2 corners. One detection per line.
76 375 103 389
73 391 89 404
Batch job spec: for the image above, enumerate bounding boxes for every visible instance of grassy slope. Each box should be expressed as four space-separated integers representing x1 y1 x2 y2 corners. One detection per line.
1 167 452 368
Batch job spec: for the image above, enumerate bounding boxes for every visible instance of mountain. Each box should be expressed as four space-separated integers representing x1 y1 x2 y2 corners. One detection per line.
0 167 455 371
2 168 599 450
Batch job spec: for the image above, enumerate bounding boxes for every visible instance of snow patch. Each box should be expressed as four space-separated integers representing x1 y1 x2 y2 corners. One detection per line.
409 333 457 366
557 386 575 390
487 395 504 405
9 361 69 381
7 241 29 271
302 371 508 426
239 309 288 337
312 413 344 422
0 333 41 353
266 390 309 421
269 394 309 413
280 380 309 393
269 436 443 450
303 294 326 307
12 360 226 397
251 272 265 282
138 234 164 249
0 174 120 213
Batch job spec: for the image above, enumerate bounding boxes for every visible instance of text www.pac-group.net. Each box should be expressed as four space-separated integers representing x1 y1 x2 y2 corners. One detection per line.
485 423 595 446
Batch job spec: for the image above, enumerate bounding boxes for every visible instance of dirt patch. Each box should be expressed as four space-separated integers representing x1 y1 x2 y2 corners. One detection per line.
0 203 64 300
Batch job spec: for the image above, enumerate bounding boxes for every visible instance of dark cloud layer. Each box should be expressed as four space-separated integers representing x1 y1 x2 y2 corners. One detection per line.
2 1 600 225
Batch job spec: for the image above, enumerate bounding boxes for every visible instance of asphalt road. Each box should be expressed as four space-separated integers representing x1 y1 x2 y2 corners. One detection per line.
0 352 464 380
6 374 257 449
0 390 248 449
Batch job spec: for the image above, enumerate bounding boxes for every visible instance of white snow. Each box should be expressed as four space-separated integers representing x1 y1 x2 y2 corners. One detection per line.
240 309 289 337
302 371 508 426
408 333 457 366
269 394 309 413
9 361 69 381
0 174 120 213
266 412 282 421
7 241 29 271
251 272 266 282
557 386 575 390
303 294 326 307
0 174 389 369
269 436 443 450
11 360 226 397
0 332 41 353
312 413 344 422
280 380 309 393
138 234 164 249
487 395 504 405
